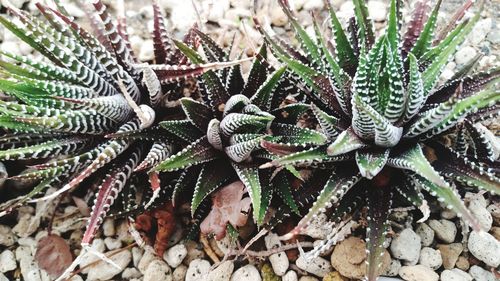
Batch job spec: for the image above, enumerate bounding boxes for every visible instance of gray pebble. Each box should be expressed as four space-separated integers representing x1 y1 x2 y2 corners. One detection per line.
230 264 261 281
138 40 154 62
468 231 500 267
164 244 187 268
384 259 402 277
207 260 233 281
390 228 421 265
0 250 16 273
138 250 160 274
131 247 144 268
470 18 492 45
79 239 106 274
455 46 478 65
303 0 324 11
102 218 115 237
270 6 287 27
486 29 500 44
144 260 172 281
418 247 442 270
469 199 493 231
104 237 122 250
398 265 438 281
186 259 211 281
298 277 318 281
441 209 457 220
469 265 496 281
265 232 288 276
12 214 40 238
367 1 387 21
16 246 44 281
86 250 131 281
282 270 298 281
215 235 232 256
295 256 332 278
416 223 434 247
122 267 142 279
440 269 472 281
0 226 16 247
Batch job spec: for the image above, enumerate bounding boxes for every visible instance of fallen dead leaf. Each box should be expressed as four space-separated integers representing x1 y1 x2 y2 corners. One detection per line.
35 234 73 278
200 181 252 240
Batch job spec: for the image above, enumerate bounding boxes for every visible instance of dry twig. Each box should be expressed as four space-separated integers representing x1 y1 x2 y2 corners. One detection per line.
66 243 137 281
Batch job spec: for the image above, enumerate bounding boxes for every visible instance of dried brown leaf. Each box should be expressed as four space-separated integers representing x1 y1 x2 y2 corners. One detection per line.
35 234 73 278
200 181 252 239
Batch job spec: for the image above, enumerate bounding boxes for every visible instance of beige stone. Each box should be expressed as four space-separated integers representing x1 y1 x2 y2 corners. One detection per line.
330 237 390 280
437 243 463 269
399 265 438 281
455 256 470 271
322 271 347 281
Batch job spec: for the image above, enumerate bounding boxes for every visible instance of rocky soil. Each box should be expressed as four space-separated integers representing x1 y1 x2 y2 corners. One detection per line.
0 0 498 281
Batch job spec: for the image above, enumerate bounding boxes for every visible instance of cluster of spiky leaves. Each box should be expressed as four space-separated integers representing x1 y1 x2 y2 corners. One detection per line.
0 0 255 264
0 0 499 280
254 0 499 279
0 0 322 265
156 37 328 226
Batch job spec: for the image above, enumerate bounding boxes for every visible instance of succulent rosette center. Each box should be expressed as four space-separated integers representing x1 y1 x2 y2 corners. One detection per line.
207 94 275 162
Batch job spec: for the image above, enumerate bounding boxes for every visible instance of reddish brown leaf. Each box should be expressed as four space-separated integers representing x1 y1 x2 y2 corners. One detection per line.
151 58 253 83
152 203 176 256
152 0 173 64
35 234 73 278
136 213 154 232
261 139 301 156
435 0 474 43
403 0 430 54
135 202 176 256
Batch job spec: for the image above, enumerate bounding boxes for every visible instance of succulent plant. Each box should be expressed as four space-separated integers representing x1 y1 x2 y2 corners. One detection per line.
156 36 328 229
255 0 499 279
0 0 249 276
0 0 326 273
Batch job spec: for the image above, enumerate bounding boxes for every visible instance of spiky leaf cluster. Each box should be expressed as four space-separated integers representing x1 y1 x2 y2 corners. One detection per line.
0 0 323 260
255 0 499 279
0 0 249 254
156 37 328 226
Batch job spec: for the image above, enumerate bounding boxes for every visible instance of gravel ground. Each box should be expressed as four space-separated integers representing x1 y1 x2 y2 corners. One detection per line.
0 0 498 281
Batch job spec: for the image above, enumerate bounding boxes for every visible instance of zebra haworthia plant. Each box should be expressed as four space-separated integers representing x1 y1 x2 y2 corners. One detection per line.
0 0 255 278
255 0 499 279
156 36 326 227
0 0 322 274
